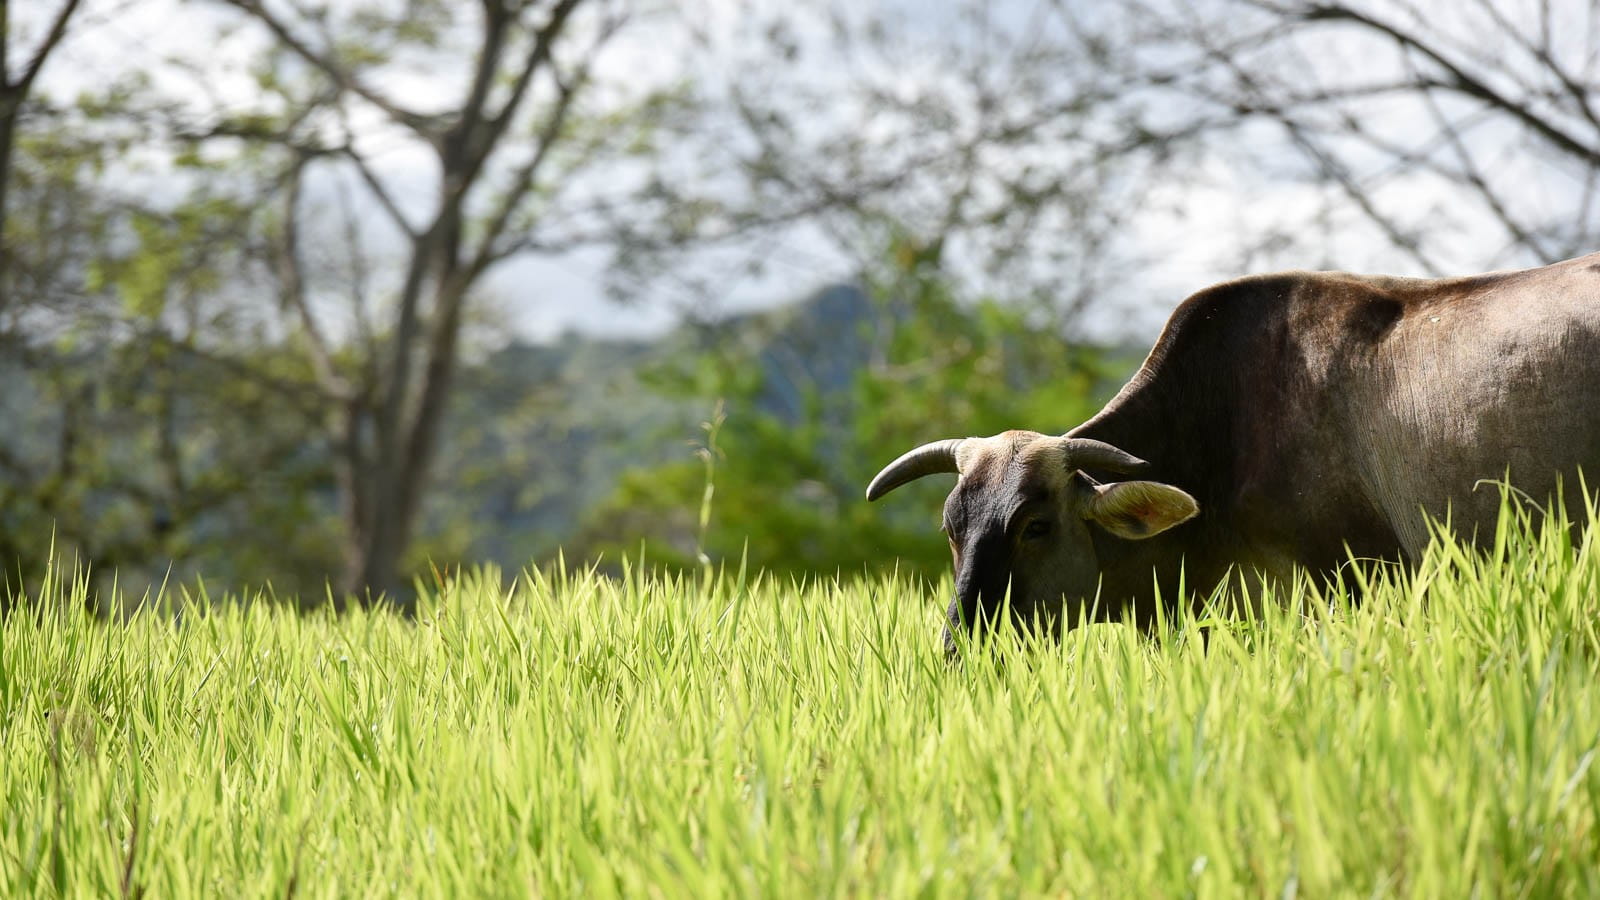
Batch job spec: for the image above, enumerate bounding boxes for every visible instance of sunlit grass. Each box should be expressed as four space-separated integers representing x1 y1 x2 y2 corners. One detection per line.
5 501 1600 897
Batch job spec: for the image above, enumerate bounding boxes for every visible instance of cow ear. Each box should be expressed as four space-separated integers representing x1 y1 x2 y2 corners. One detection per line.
1082 481 1198 540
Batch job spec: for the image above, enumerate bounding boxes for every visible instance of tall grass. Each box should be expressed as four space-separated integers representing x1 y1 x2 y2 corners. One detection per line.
4 502 1600 897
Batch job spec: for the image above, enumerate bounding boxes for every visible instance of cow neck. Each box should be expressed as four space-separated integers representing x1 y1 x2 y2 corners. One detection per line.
1064 278 1287 613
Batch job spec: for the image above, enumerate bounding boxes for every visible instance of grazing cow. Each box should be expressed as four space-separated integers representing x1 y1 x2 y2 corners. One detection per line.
867 252 1600 653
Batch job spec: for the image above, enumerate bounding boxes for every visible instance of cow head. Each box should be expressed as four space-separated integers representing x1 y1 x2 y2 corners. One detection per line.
866 430 1198 655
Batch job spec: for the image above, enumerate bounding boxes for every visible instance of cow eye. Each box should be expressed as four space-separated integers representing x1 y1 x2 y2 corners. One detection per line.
1021 519 1052 540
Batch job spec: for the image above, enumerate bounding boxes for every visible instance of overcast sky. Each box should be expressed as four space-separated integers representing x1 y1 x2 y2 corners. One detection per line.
25 0 1560 344
29 0 743 340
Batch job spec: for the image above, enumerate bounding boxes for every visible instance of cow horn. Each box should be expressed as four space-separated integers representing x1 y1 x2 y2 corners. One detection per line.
865 439 965 501
1059 437 1150 475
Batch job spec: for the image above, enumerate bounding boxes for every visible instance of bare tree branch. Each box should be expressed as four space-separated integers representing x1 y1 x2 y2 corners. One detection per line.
1416 77 1554 261
335 143 419 240
1300 2 1600 166
1181 11 1447 273
275 155 347 399
333 174 379 394
438 0 585 217
7 0 83 97
468 10 630 280
1 0 89 314
215 0 437 140
1467 0 1600 134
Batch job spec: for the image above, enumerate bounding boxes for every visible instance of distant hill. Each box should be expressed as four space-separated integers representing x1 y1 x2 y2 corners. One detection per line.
429 283 879 568
3 283 1139 589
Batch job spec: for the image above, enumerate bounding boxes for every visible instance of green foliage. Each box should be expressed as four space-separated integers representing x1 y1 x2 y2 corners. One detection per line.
0 339 344 601
6 503 1600 894
577 259 1131 580
89 199 241 321
2 104 350 599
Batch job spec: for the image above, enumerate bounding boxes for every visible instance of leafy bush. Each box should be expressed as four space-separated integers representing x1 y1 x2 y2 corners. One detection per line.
573 264 1130 580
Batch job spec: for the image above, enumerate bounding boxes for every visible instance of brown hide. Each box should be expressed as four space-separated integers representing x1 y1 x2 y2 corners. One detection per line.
869 251 1600 645
1074 252 1600 617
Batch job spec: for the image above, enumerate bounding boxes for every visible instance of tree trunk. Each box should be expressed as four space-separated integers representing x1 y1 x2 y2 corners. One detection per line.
0 95 18 313
334 282 464 614
330 391 422 613
345 507 412 612
340 185 468 612
0 0 11 310
0 0 87 314
335 460 422 613
214 0 591 608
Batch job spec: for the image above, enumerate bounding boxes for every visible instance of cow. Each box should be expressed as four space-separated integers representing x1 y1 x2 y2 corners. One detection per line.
866 252 1600 654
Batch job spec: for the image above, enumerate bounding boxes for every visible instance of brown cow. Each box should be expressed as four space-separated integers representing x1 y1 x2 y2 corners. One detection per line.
867 252 1600 653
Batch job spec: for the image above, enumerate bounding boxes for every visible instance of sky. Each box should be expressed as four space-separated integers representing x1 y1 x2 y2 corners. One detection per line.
26 0 845 341
24 0 1575 345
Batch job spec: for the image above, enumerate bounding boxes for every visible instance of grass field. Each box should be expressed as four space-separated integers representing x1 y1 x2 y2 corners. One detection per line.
5 503 1600 897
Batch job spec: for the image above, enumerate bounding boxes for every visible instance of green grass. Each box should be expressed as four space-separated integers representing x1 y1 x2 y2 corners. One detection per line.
5 504 1600 897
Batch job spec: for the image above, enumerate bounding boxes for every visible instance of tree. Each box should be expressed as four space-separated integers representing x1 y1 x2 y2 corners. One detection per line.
574 246 1130 580
0 0 83 309
612 0 1200 339
1 119 348 603
140 0 684 603
1100 0 1600 274
558 0 1218 580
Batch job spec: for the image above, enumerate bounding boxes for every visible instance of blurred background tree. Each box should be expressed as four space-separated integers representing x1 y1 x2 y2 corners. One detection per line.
573 237 1128 580
1105 0 1600 272
4 0 1600 606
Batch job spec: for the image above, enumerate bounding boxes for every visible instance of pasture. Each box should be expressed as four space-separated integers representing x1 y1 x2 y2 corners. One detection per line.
5 503 1600 897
